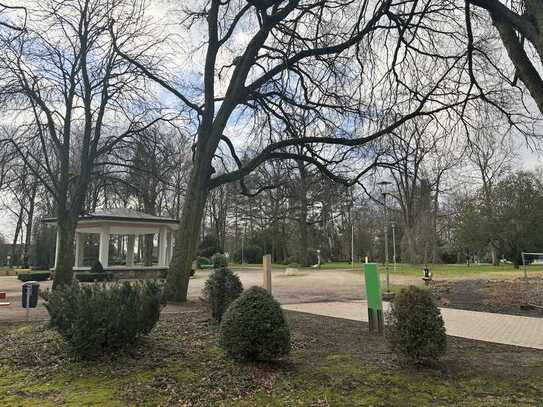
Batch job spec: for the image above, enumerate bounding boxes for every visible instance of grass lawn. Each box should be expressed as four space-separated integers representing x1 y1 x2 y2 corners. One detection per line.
231 261 543 279
1 302 542 406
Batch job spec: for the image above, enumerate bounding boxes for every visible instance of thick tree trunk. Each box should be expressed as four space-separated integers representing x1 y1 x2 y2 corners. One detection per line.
22 192 35 268
11 205 23 266
163 163 210 302
144 234 154 266
404 227 418 264
53 214 76 289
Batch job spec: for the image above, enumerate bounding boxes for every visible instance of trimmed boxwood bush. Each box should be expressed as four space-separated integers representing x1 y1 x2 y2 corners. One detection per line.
75 272 114 282
212 252 228 268
17 271 51 282
386 286 446 365
202 267 243 321
196 256 214 269
219 286 290 361
44 280 161 358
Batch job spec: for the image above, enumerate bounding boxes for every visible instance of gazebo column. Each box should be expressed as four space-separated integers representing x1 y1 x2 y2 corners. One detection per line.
158 226 168 266
166 231 173 264
54 228 60 269
126 235 135 267
98 225 110 267
74 232 83 268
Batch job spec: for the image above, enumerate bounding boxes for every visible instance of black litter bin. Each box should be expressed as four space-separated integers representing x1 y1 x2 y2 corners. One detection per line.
21 281 40 308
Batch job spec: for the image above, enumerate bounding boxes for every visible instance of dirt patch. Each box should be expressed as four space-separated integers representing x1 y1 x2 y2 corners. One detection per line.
432 277 543 317
1 302 543 406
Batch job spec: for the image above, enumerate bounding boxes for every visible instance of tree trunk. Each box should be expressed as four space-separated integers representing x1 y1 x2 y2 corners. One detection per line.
144 234 154 266
22 191 36 268
404 227 418 264
11 205 24 266
163 163 210 302
53 214 76 289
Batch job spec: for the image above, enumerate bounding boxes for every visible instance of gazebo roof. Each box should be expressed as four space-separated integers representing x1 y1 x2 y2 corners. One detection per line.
43 208 178 225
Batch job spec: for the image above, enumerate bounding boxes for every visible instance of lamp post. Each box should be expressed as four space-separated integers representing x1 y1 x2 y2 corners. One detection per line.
351 224 355 270
391 221 397 276
377 180 392 295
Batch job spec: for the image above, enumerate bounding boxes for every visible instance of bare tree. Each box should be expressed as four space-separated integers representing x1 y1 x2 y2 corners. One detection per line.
0 0 159 287
114 0 480 301
467 0 543 114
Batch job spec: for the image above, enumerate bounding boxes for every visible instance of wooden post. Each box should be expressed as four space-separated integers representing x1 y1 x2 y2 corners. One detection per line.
263 254 272 294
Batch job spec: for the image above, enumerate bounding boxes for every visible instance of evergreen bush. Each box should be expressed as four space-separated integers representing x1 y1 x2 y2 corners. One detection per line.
211 252 228 268
386 286 446 365
17 271 51 282
202 267 243 321
44 280 162 358
219 286 290 361
74 271 114 282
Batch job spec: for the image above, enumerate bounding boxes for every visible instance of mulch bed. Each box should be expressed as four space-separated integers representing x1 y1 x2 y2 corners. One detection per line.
1 302 542 406
432 277 543 317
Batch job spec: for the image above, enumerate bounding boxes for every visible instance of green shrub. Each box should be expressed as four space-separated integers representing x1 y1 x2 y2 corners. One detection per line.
211 253 228 268
386 286 446 365
75 272 114 282
219 286 290 361
90 260 104 274
202 267 243 321
44 280 162 358
198 234 221 258
17 271 51 282
196 256 214 269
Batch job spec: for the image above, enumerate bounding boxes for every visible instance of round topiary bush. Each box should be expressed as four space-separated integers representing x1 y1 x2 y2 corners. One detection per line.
219 286 290 361
202 267 243 322
386 286 446 365
45 280 162 358
211 252 228 268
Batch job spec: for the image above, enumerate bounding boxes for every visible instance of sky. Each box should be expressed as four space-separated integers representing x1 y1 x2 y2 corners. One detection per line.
1 0 542 241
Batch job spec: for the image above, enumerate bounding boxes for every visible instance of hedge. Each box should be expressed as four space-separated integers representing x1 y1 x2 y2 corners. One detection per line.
17 271 51 282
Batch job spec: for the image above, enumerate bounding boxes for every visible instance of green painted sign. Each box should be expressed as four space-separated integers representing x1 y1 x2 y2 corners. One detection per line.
364 263 382 311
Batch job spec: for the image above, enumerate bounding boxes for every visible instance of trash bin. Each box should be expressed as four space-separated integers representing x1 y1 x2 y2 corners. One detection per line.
21 281 40 308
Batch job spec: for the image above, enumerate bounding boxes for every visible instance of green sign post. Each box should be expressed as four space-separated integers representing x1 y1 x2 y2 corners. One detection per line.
364 263 383 333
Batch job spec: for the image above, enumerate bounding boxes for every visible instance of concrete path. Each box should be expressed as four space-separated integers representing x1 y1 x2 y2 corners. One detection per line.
283 300 543 350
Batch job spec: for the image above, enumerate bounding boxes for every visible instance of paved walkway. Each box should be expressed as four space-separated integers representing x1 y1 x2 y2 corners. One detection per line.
283 300 543 350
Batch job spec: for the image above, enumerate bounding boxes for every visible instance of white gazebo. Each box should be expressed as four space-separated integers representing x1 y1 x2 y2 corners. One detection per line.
44 209 178 271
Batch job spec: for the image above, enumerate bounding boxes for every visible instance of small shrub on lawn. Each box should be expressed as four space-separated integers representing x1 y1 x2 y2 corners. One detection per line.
44 280 161 358
220 286 290 361
202 267 243 321
212 253 228 268
386 285 446 365
74 271 114 282
17 271 51 282
196 256 213 269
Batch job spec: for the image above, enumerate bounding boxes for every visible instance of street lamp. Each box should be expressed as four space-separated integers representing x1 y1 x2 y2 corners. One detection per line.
351 223 355 270
377 180 392 295
391 221 397 276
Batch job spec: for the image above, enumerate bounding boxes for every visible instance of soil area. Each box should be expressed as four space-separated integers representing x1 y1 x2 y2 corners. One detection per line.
432 277 543 317
1 302 543 406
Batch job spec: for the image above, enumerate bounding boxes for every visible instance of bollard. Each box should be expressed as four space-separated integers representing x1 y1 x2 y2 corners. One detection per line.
364 263 384 334
263 254 272 294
